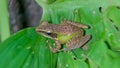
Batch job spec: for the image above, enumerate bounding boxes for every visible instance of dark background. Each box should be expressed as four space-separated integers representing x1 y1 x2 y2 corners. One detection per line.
8 0 43 33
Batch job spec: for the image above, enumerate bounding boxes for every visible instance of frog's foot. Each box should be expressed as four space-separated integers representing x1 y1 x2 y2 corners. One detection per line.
63 35 91 51
49 40 61 53
81 45 88 50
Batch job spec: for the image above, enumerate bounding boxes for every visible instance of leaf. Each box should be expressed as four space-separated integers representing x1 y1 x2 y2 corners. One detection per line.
0 28 57 68
36 0 120 68
0 0 120 68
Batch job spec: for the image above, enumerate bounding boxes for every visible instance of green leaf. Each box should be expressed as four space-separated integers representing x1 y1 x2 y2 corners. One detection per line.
104 6 120 50
0 28 57 68
0 0 120 68
36 0 120 68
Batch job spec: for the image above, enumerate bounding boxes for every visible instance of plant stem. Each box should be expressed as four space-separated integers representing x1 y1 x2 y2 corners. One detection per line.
0 0 10 41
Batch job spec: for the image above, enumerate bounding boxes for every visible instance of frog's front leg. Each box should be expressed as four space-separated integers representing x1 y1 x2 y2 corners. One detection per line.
63 35 91 51
49 40 61 53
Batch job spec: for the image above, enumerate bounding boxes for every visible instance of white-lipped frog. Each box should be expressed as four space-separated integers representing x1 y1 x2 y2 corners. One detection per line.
36 20 90 53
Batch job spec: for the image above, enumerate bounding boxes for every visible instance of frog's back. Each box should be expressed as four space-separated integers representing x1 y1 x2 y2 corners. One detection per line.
52 23 83 35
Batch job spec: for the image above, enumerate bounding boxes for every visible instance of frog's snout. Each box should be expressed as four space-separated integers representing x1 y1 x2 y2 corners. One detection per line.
36 27 40 32
36 27 44 32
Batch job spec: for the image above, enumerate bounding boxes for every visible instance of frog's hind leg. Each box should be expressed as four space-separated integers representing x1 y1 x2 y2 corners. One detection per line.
63 35 91 51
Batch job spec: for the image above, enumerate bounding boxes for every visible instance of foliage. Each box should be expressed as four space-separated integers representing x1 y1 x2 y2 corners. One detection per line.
0 0 120 68
0 0 10 42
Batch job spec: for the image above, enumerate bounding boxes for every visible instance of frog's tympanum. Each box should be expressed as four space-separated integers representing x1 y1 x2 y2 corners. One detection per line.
36 20 90 53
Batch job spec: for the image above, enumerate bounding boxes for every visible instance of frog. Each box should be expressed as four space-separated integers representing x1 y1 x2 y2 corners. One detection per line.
36 20 91 53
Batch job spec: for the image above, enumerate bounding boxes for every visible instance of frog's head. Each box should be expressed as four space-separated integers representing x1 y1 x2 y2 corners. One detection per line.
36 21 53 33
36 21 56 39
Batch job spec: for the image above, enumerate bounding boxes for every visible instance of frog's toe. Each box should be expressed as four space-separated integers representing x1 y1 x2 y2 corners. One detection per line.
62 47 75 51
81 45 88 50
50 48 58 53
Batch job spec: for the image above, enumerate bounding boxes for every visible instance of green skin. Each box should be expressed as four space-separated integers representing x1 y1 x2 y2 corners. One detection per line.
36 20 90 53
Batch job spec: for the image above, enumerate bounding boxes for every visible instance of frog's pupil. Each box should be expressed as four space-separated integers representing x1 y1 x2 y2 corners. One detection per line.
47 32 51 35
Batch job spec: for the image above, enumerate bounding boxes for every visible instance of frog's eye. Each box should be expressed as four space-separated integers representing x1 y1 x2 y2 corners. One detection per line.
47 32 51 35
47 31 52 35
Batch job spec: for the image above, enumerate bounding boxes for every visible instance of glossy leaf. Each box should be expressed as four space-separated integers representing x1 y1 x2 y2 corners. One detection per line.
0 28 57 68
0 0 120 68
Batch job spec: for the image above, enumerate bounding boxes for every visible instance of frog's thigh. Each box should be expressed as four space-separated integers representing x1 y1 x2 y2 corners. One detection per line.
50 40 61 53
64 35 90 51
